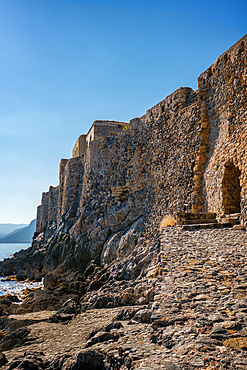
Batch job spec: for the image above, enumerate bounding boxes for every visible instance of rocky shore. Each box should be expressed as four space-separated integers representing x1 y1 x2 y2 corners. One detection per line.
0 227 246 369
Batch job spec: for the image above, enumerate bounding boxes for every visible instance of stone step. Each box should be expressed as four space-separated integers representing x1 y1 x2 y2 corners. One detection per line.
225 212 242 219
181 222 232 230
176 212 216 223
219 218 240 226
218 213 242 226
177 219 216 225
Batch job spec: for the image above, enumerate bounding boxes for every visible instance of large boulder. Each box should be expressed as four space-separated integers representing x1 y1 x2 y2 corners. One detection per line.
0 327 30 352
6 355 43 370
61 349 105 370
100 231 122 265
117 218 143 259
0 353 7 367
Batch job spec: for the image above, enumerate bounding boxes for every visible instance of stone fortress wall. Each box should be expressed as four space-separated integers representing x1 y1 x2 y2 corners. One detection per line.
72 121 127 158
85 120 126 146
72 135 87 158
36 34 247 250
200 36 247 222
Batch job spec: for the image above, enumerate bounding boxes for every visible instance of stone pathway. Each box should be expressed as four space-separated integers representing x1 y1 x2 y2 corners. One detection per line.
86 227 247 369
141 227 247 369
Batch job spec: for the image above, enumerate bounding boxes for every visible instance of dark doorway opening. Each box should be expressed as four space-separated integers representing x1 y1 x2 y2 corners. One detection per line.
222 162 241 214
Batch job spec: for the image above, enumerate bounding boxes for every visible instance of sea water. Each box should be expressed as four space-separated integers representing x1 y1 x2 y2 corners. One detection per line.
0 243 43 298
0 243 30 261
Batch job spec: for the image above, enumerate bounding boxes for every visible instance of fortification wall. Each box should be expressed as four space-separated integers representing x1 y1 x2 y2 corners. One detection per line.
65 88 203 264
93 122 126 140
36 205 42 234
72 135 87 158
36 84 202 267
35 35 247 275
86 121 126 145
60 156 85 219
36 157 84 233
201 34 247 222
36 185 60 234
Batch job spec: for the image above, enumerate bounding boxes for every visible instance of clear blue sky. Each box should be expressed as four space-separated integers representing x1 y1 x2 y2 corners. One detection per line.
0 0 246 224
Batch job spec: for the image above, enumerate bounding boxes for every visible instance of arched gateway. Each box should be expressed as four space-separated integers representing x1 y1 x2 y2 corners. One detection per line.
222 162 241 214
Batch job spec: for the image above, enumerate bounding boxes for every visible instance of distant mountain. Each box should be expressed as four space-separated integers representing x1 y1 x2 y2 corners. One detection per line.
0 220 36 243
0 223 28 239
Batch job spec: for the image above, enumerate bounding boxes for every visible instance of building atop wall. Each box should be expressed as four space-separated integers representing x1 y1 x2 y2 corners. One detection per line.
72 135 87 158
72 120 127 158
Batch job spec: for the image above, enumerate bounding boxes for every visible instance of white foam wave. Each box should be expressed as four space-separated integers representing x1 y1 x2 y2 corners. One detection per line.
0 277 43 301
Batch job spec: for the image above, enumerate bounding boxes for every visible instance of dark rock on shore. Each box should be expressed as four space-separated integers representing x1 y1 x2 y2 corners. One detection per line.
6 350 107 370
0 328 30 352
6 355 43 370
58 299 81 315
0 353 7 367
0 299 12 308
61 349 108 370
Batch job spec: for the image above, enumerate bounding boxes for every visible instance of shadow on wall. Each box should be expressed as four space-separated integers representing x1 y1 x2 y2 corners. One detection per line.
222 162 241 214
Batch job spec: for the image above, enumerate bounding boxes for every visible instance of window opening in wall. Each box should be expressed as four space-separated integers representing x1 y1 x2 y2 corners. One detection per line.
222 162 241 214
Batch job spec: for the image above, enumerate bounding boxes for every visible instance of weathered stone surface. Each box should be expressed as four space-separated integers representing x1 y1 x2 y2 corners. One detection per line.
3 311 56 332
0 327 30 351
6 355 44 370
58 299 80 315
223 337 247 350
86 331 119 347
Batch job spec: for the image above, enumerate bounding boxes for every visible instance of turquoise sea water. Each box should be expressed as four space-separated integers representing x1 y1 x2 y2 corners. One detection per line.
0 243 43 297
0 243 30 261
